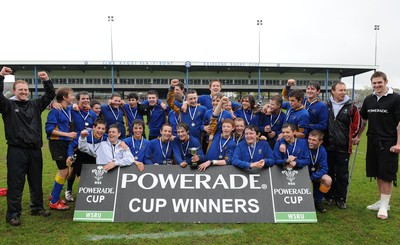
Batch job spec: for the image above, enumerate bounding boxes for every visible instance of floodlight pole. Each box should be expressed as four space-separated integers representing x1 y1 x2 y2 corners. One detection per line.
34 65 38 98
257 20 262 102
108 16 115 93
185 61 191 90
374 25 380 68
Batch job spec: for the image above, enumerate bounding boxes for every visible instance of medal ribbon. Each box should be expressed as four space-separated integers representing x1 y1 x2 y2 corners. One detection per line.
219 136 231 155
247 142 257 162
132 136 143 155
188 105 198 123
286 139 298 158
309 146 319 168
159 138 170 160
270 111 282 128
109 105 120 121
243 109 253 125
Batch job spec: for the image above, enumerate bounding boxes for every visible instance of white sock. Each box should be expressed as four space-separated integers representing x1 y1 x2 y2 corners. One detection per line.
379 194 391 211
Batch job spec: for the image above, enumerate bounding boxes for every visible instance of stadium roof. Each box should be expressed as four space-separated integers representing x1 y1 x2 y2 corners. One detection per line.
0 60 377 78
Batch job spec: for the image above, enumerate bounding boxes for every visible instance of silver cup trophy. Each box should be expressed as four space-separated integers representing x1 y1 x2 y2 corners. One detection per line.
189 147 199 168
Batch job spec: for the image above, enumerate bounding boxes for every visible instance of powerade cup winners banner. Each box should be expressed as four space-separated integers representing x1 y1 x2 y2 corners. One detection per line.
74 165 317 223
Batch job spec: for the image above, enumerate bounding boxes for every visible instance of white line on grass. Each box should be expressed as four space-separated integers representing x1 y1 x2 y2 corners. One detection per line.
87 228 243 241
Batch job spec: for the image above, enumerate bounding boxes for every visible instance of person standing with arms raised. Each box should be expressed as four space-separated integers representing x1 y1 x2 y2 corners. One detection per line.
0 66 55 226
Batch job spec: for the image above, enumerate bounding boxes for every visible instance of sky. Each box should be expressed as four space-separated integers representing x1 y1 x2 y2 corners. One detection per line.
1 0 399 89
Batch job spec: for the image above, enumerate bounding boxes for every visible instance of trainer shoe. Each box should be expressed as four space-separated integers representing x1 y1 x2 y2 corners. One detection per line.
48 195 66 204
315 202 326 213
49 200 69 210
31 209 51 217
323 198 334 206
367 200 390 211
65 190 74 202
6 216 21 226
335 198 347 209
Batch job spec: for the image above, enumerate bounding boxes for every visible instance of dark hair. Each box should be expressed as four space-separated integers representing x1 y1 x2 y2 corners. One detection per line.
306 81 321 91
160 123 172 131
175 81 185 91
241 95 256 109
90 99 101 108
309 129 324 140
370 71 387 81
288 89 304 102
147 90 159 98
127 93 139 100
245 125 259 134
109 124 120 133
270 95 283 107
93 118 106 127
176 122 190 132
331 81 346 93
132 119 145 129
76 91 90 101
282 123 297 132
55 87 74 103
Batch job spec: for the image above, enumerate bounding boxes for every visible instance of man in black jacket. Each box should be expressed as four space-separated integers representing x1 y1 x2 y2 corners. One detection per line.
0 66 55 226
325 81 360 209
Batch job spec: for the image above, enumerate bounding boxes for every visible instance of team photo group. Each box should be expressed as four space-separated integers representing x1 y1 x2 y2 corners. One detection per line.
1 65 399 227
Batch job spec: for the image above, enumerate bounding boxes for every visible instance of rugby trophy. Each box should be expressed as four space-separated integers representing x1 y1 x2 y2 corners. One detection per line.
189 147 199 169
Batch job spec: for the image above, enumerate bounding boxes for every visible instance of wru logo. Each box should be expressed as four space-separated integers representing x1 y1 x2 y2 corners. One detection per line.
281 168 298 186
92 166 108 185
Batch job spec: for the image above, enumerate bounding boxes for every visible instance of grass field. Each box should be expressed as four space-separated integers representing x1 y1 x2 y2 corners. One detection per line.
0 111 399 244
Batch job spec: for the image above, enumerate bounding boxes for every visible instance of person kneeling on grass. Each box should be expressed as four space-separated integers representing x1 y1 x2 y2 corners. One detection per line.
308 130 332 213
79 124 135 170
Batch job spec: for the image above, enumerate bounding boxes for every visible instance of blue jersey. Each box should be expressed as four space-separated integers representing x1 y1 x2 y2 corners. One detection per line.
232 140 275 169
308 145 328 181
148 105 169 137
283 107 310 137
168 110 180 136
46 107 73 141
198 94 241 110
233 133 245 146
234 108 260 126
144 138 175 165
167 89 206 141
203 109 233 135
172 136 206 165
258 111 286 138
273 138 310 168
123 104 145 136
206 134 235 164
71 106 97 133
303 99 328 131
101 105 126 138
283 98 328 132
123 136 149 163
